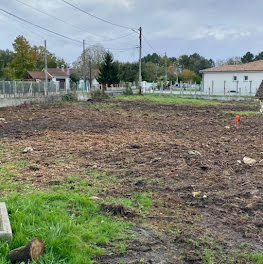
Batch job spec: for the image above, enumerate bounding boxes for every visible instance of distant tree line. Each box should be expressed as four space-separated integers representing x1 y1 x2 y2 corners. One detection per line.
3 35 262 85
216 51 263 66
113 52 214 84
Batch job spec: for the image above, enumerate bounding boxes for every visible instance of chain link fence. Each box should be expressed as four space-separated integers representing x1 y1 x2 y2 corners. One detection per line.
0 81 73 98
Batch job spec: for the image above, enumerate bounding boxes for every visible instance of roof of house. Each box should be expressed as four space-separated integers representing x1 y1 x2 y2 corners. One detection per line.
45 68 68 77
200 60 263 73
256 80 263 98
26 71 52 80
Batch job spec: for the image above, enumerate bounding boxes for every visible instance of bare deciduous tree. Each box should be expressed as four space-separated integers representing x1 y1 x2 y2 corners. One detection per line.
72 44 106 88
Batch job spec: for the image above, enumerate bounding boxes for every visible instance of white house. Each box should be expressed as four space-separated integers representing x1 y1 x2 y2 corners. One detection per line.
42 66 70 90
200 60 263 95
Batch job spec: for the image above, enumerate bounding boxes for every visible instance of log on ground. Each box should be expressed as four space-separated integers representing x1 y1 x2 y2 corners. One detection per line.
9 238 45 264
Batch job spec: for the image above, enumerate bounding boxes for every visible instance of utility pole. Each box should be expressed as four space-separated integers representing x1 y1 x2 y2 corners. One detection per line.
44 40 48 95
138 26 142 95
155 63 158 83
165 52 168 90
89 57 92 91
83 40 86 91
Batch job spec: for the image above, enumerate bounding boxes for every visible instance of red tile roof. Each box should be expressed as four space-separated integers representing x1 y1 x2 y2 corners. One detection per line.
26 71 52 80
200 60 263 73
46 68 68 77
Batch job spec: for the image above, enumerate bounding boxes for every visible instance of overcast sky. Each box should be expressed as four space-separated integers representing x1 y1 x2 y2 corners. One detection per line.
1 0 263 65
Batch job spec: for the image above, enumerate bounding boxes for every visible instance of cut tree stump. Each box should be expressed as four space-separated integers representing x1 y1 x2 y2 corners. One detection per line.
9 238 45 264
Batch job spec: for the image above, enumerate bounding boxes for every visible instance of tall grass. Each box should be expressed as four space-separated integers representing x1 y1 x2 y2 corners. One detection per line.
0 192 130 264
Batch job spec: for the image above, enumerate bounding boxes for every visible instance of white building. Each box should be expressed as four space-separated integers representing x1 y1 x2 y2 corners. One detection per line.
70 69 100 91
43 67 70 90
200 60 263 95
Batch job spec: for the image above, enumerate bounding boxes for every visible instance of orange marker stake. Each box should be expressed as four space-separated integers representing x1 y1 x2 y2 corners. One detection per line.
236 115 240 129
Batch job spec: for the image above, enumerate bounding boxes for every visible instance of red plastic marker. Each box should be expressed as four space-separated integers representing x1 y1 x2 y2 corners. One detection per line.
0 122 4 128
236 115 240 129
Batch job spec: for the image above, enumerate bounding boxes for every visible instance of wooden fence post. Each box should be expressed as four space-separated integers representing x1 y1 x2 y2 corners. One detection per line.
14 81 16 97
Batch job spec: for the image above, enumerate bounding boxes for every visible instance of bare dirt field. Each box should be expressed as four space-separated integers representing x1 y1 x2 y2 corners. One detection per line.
1 96 263 263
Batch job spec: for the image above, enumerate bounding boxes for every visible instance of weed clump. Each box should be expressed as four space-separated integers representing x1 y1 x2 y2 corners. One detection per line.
91 89 109 100
62 92 77 102
123 83 133 96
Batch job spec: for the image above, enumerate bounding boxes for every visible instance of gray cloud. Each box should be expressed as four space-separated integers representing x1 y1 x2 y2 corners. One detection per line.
1 0 263 63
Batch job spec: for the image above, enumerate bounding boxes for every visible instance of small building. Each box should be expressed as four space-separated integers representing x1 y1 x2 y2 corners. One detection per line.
43 66 70 90
24 71 52 82
200 60 263 95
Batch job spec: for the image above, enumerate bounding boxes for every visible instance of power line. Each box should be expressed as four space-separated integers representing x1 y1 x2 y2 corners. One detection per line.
105 46 138 51
88 32 136 43
0 11 46 41
14 0 113 41
0 8 138 53
0 8 82 44
61 0 137 31
15 0 138 43
142 33 157 54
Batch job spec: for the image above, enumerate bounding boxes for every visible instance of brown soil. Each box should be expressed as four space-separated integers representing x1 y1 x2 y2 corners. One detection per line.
0 99 263 263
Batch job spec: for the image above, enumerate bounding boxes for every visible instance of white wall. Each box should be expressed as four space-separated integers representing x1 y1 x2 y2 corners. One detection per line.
66 78 70 90
203 71 263 95
78 79 98 91
51 77 69 90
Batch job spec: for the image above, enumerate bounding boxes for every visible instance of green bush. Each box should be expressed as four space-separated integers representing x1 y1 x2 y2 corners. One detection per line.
123 83 133 96
62 92 77 102
91 89 109 100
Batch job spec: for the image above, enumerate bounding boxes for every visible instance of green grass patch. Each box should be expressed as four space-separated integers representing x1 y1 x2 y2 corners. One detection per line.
0 160 28 191
110 193 152 213
0 160 27 177
224 111 261 116
83 102 120 109
49 170 119 195
0 192 130 264
203 249 216 264
116 94 221 106
240 252 263 264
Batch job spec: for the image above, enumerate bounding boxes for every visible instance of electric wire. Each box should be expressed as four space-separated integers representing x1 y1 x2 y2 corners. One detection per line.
0 8 138 52
14 0 130 41
105 46 138 51
0 8 82 44
0 11 47 42
61 0 137 31
142 33 163 56
87 32 136 43
14 0 139 44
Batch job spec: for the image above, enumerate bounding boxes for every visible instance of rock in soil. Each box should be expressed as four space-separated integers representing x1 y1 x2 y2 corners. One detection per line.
23 147 33 153
243 156 257 165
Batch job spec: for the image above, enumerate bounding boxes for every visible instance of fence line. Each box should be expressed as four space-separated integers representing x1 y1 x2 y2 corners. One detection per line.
0 81 74 98
0 80 139 99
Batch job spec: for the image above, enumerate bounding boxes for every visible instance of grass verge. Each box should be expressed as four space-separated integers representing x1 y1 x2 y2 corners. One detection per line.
0 192 130 264
116 94 221 106
224 111 261 116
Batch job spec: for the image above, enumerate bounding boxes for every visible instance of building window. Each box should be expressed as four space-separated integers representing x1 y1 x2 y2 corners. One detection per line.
233 76 237 81
244 76 248 81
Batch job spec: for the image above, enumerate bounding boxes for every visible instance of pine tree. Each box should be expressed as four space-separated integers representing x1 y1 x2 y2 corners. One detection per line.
97 51 119 87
